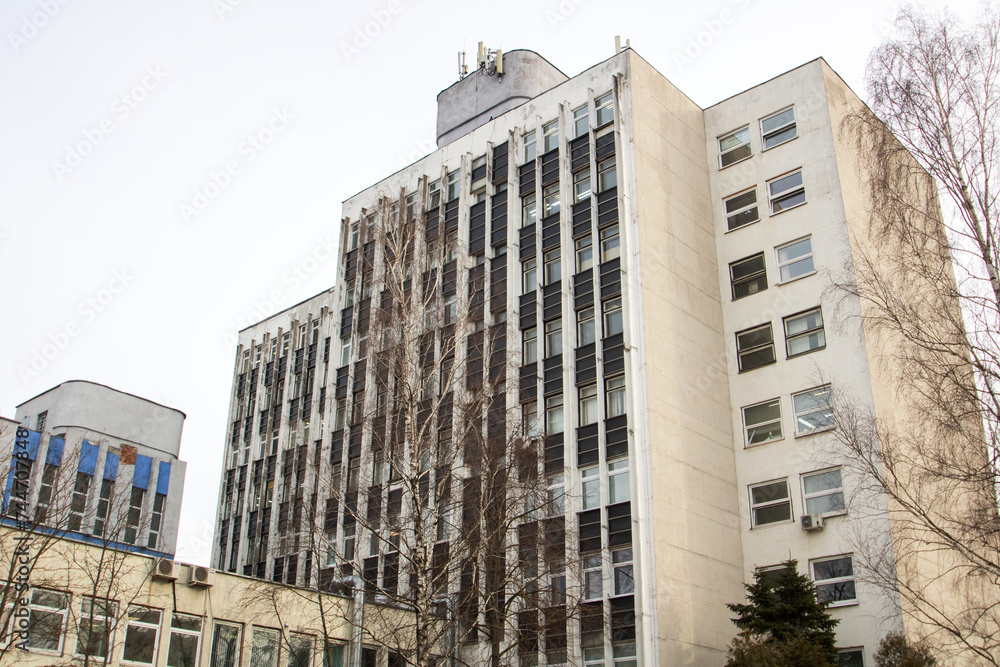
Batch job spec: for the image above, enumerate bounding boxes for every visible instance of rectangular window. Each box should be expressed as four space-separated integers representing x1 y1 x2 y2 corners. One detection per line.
20 588 69 654
524 131 536 162
287 634 312 667
125 486 145 545
812 556 857 605
597 158 616 193
123 606 162 665
522 257 537 293
36 411 47 433
606 376 626 419
577 307 595 345
724 189 760 231
544 250 561 285
575 236 593 273
93 478 113 536
523 327 538 365
581 466 599 510
608 458 629 503
579 385 598 426
522 192 537 227
600 224 620 262
167 614 202 667
543 183 560 217
736 324 776 372
547 475 565 517
34 463 58 523
573 105 589 138
209 622 241 667
147 492 166 549
743 399 782 446
250 628 280 667
583 553 602 600
613 643 637 667
784 308 825 357
603 297 623 337
443 294 456 325
545 319 562 358
340 339 351 367
761 107 797 150
793 385 834 435
768 170 806 214
543 120 559 153
427 179 441 209
595 91 613 127
68 471 91 531
719 127 752 167
750 479 792 527
802 468 845 516
76 597 117 658
445 169 460 202
612 547 634 596
730 253 767 300
837 649 865 667
574 169 591 202
523 402 540 439
776 237 814 282
545 394 564 434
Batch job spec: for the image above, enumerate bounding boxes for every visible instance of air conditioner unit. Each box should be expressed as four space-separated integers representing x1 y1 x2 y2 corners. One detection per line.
186 565 215 588
801 514 825 532
152 558 179 581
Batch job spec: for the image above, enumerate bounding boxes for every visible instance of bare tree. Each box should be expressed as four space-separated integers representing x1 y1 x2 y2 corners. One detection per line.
833 4 1000 662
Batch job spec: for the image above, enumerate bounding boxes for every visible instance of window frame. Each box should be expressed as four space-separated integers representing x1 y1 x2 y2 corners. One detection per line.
608 457 630 504
545 393 564 435
801 467 846 517
573 104 589 138
523 131 536 163
811 555 857 607
742 398 782 447
776 236 815 283
544 250 561 285
209 621 242 667
579 384 598 426
575 236 593 273
603 297 623 338
724 188 760 232
597 158 616 193
523 327 538 365
574 168 592 202
14 587 70 655
522 257 537 293
166 613 203 667
122 605 163 666
736 323 776 372
611 547 634 597
760 107 797 151
577 307 595 346
792 385 834 436
582 552 603 601
545 319 562 358
542 183 560 217
75 596 117 659
783 308 826 358
768 169 806 214
595 91 614 127
606 375 626 419
730 252 767 300
749 479 793 528
600 224 620 263
581 466 600 510
542 119 559 153
719 126 752 168
522 192 537 227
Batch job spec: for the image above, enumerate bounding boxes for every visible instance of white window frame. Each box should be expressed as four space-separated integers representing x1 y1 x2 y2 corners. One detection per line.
792 385 834 435
523 327 538 365
574 168 592 202
522 257 537 293
545 393 564 435
544 249 561 285
250 627 280 667
742 398 782 446
612 642 638 667
597 158 616 193
749 479 792 527
724 188 760 231
603 297 623 338
523 402 540 439
582 552 603 600
75 596 117 659
595 91 614 127
522 192 537 227
608 458 630 504
776 237 815 283
606 375 626 419
209 621 242 667
543 119 559 153
783 308 825 358
837 648 865 667
445 169 460 202
719 126 752 168
581 466 600 510
545 319 562 358
768 169 806 214
523 131 536 162
801 467 846 517
122 605 163 666
575 236 593 273
573 104 589 138
761 107 797 151
730 252 767 300
577 307 595 346
13 588 70 655
166 613 203 667
736 324 776 372
579 385 598 426
811 555 857 607
543 183 560 217
286 633 312 667
611 547 634 596
600 224 620 263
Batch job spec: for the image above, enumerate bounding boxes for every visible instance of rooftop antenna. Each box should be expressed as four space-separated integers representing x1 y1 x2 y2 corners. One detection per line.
475 42 504 79
614 36 631 54
458 51 468 79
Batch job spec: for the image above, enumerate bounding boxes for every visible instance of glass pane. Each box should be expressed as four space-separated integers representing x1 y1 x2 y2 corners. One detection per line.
212 625 240 667
777 238 810 263
785 311 823 336
609 472 630 504
579 319 595 345
582 479 599 509
787 331 825 356
803 470 841 494
814 557 853 580
721 143 752 167
585 571 603 599
751 482 788 504
740 347 776 370
817 580 856 603
731 255 765 281
806 492 845 515
738 326 772 349
727 207 760 231
614 565 634 595
744 401 780 426
324 645 344 667
772 190 806 213
724 190 757 214
28 609 63 652
838 650 865 667
794 387 832 415
762 108 795 134
769 172 803 196
720 128 749 151
124 626 158 664
168 632 200 667
32 590 68 609
130 607 162 624
764 125 797 149
754 502 791 525
781 256 815 282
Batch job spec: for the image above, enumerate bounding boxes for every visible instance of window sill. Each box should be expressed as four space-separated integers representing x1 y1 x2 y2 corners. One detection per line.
826 599 859 609
776 270 817 286
769 200 807 216
762 135 798 152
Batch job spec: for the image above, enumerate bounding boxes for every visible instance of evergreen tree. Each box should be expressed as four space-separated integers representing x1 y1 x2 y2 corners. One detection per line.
726 560 840 666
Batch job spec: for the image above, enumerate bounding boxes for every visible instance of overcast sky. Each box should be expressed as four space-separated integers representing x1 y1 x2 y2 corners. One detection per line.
0 0 973 565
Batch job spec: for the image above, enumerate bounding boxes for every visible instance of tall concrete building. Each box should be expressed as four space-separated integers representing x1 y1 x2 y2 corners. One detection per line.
214 48 955 665
3 380 187 556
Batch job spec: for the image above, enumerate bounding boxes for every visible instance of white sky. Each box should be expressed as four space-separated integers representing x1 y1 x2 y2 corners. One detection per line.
0 0 971 565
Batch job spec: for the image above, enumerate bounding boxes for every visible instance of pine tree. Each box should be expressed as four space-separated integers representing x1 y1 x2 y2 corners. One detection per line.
726 560 840 666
